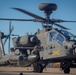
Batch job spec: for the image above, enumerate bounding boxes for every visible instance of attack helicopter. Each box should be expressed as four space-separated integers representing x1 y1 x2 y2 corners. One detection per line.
0 3 76 74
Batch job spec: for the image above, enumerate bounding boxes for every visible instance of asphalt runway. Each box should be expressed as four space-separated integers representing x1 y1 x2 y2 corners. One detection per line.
0 72 76 75
0 67 76 75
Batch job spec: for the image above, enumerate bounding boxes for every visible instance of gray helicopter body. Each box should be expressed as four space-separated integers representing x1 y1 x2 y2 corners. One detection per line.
0 3 76 74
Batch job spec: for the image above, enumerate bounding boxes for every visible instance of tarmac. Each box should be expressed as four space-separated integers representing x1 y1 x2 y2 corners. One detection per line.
0 67 76 75
0 72 76 75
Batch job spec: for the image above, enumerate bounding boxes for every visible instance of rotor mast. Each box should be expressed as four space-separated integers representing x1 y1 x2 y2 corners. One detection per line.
39 3 57 29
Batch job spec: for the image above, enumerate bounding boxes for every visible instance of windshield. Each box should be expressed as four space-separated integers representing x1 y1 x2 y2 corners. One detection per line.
49 31 56 42
59 30 76 40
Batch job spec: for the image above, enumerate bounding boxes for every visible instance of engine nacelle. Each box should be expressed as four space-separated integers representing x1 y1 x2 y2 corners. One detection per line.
12 35 39 47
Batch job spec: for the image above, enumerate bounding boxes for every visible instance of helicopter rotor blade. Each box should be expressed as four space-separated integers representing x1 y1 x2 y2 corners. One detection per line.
68 31 76 37
54 23 70 30
8 21 11 53
51 19 76 23
12 8 45 20
4 25 14 46
2 42 5 55
57 19 76 23
0 18 35 21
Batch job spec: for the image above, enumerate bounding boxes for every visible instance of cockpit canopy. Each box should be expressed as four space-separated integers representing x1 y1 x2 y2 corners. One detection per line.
59 29 76 41
49 29 76 45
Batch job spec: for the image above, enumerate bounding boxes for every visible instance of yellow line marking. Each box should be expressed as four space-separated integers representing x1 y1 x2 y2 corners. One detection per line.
52 50 60 56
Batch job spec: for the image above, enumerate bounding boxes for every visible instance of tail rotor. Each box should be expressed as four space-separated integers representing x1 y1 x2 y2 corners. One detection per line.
3 21 14 54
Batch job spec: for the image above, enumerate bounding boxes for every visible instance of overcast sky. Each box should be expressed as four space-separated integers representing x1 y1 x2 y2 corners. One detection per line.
0 0 76 54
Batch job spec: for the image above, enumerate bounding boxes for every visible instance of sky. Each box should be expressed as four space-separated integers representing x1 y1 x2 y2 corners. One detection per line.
0 0 76 54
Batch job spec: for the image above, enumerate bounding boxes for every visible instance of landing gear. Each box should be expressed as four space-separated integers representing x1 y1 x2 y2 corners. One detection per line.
33 64 43 73
64 68 70 74
60 61 70 74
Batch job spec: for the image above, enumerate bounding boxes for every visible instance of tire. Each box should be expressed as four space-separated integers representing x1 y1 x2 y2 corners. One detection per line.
34 64 43 73
64 68 70 74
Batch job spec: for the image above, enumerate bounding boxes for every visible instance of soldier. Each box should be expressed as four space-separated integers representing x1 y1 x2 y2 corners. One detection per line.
31 46 39 54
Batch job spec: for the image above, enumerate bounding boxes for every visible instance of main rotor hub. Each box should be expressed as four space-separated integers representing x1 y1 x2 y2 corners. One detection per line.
39 3 57 19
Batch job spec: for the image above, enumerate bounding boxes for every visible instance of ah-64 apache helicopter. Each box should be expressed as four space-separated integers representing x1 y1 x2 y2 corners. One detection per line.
0 3 76 74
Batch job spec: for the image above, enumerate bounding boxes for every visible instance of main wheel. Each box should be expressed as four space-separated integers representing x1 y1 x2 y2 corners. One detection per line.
64 68 70 74
33 64 43 73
